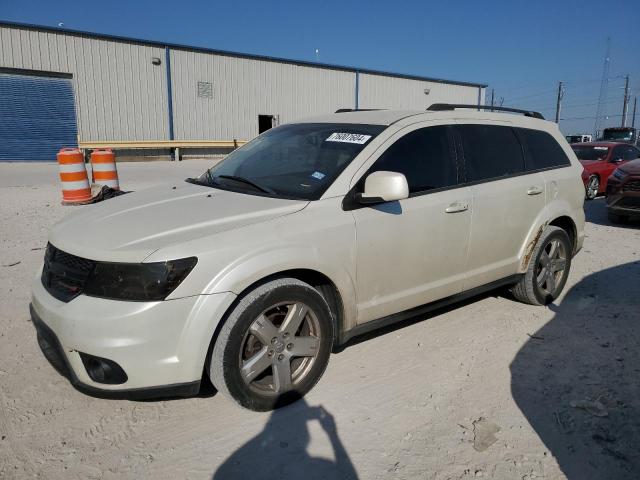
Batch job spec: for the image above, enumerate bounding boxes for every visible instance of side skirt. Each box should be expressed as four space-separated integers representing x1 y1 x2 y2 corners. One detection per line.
339 275 522 346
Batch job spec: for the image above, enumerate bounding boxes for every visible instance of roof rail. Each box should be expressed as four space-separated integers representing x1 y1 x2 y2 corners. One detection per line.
335 108 384 113
427 103 544 120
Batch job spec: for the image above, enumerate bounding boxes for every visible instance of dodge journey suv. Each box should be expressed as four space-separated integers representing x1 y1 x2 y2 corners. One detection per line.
31 104 585 411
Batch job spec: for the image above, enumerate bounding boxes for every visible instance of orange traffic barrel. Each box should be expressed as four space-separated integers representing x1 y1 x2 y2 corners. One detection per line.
90 148 119 190
57 148 92 205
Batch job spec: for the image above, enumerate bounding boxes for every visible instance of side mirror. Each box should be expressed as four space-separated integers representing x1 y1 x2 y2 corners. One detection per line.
357 171 409 204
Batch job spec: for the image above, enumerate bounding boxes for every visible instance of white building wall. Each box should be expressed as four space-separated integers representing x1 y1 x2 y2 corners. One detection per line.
169 50 356 140
358 72 482 111
0 24 485 144
0 26 168 142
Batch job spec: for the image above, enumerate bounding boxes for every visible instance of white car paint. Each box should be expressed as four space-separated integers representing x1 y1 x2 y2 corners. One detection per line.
31 109 585 393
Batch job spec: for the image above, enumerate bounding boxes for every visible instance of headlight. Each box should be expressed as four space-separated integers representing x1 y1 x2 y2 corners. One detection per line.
612 169 628 180
84 257 197 301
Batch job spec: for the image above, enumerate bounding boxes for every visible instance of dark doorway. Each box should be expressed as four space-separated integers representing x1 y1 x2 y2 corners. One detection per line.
259 115 276 134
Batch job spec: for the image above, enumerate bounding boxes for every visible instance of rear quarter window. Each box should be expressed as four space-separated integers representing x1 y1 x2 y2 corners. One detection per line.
457 124 525 182
517 128 571 170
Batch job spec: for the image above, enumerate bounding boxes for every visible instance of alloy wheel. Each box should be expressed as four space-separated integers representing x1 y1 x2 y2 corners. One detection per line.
535 238 567 296
586 176 599 199
239 302 321 396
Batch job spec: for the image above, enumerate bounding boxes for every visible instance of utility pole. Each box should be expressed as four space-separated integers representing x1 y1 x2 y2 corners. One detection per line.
621 75 630 127
490 89 495 111
555 81 564 123
594 38 611 137
633 97 637 128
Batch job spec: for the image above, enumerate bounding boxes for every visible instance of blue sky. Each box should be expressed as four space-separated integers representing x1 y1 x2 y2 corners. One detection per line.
2 0 639 134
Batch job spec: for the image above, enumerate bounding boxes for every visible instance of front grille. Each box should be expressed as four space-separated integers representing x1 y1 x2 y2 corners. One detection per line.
41 244 95 302
623 179 640 192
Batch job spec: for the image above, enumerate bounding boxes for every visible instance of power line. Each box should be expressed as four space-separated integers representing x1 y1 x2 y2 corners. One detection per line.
561 113 624 121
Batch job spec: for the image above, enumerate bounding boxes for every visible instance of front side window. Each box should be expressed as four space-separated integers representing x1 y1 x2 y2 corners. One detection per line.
611 146 625 161
457 124 525 182
517 128 571 170
366 126 457 194
602 129 634 142
193 123 385 200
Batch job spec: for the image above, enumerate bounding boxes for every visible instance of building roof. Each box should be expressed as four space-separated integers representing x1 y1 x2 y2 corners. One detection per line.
0 20 487 89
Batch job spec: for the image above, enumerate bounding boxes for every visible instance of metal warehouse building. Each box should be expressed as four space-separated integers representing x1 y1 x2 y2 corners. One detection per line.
0 21 486 161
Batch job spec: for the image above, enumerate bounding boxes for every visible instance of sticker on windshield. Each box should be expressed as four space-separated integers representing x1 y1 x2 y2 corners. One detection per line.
594 146 608 150
325 133 372 144
310 171 326 180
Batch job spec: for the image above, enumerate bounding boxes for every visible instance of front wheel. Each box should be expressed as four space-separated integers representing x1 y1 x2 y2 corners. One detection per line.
511 226 572 305
209 278 334 411
585 175 600 200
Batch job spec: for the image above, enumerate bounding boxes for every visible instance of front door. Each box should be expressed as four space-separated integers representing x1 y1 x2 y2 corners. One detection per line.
351 124 472 324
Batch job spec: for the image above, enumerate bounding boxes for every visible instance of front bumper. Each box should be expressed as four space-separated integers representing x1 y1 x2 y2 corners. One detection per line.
31 270 236 398
606 176 640 217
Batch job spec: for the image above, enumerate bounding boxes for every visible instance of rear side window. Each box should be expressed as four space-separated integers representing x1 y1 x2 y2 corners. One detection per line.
369 126 457 194
517 128 571 170
457 124 525 182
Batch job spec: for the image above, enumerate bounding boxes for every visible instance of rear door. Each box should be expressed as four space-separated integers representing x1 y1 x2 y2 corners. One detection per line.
455 123 546 290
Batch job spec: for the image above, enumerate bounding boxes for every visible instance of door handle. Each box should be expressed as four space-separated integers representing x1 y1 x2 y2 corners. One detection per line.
445 202 469 213
526 186 543 196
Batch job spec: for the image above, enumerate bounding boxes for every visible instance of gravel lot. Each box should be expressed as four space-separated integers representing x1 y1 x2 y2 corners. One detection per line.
1 161 639 480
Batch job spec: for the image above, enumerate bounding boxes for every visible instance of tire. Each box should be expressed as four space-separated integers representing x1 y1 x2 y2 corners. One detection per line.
511 226 572 306
607 210 627 224
585 175 599 200
209 278 334 411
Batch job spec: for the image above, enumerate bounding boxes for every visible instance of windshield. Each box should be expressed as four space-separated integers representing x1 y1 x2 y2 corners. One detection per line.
602 129 634 141
572 145 609 161
191 123 385 200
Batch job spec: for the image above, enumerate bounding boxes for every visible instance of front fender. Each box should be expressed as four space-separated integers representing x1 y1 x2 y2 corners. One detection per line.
205 245 358 332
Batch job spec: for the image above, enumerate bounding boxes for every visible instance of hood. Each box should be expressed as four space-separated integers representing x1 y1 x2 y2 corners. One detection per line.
621 158 640 175
49 182 308 262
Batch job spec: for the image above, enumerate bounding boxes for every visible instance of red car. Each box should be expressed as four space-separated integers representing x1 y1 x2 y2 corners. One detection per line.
571 142 640 200
606 158 640 223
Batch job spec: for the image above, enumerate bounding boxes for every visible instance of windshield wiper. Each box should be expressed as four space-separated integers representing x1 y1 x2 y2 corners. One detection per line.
186 169 216 187
215 175 276 195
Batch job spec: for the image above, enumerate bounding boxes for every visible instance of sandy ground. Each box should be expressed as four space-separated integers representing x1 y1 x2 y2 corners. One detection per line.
1 161 639 480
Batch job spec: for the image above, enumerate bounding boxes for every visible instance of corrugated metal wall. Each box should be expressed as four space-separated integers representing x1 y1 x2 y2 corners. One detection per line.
0 24 484 147
0 26 168 142
0 72 78 160
358 73 481 110
170 50 355 140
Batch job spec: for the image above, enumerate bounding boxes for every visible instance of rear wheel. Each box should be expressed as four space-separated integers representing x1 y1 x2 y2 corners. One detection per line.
209 278 333 411
511 226 572 305
585 175 599 200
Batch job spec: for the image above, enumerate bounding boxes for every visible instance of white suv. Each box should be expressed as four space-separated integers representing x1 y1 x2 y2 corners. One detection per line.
31 105 585 410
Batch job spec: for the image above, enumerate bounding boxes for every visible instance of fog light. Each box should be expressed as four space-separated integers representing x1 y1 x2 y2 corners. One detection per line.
79 352 128 385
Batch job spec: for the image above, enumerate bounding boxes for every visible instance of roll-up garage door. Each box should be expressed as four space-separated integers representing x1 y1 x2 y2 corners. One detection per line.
0 72 78 161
